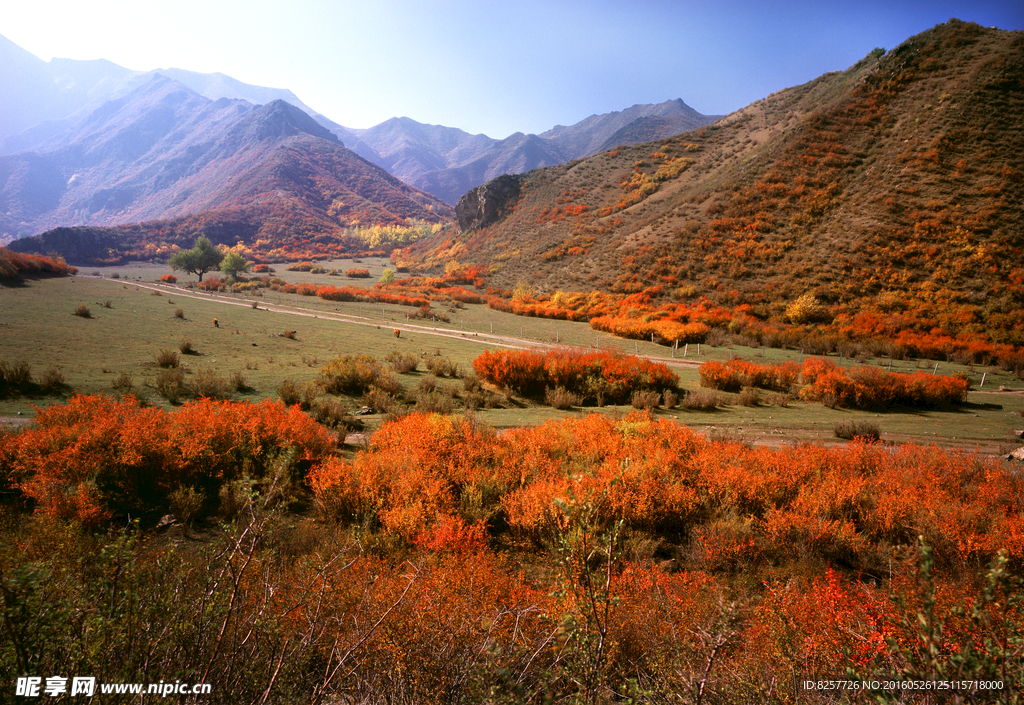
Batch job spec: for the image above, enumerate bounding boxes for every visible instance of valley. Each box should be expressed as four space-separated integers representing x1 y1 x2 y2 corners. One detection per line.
2 17 1023 704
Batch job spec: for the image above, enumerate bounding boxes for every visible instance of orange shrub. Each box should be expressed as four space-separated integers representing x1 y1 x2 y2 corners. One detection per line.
0 247 77 279
472 348 678 404
799 358 969 409
309 413 504 542
698 359 798 392
308 409 1024 568
7 394 334 525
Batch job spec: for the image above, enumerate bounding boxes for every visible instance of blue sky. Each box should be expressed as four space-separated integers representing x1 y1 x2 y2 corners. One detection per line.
4 0 1023 138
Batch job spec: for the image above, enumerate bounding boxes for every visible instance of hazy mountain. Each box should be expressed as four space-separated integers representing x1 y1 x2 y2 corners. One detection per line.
2 75 451 260
351 100 721 204
0 34 328 156
407 20 1023 339
1 34 720 206
539 98 715 156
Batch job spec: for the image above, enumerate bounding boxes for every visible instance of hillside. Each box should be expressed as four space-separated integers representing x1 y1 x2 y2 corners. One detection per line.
3 76 451 262
408 20 1024 354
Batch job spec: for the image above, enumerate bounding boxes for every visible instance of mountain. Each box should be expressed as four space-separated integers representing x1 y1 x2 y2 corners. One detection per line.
351 100 721 204
2 75 451 261
539 99 714 156
408 20 1024 346
0 34 325 156
1 35 720 206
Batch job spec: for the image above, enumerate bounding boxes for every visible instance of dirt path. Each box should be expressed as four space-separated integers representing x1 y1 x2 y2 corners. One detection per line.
121 279 703 369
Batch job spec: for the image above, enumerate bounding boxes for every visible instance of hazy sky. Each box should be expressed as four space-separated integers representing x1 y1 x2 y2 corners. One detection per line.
4 0 1023 138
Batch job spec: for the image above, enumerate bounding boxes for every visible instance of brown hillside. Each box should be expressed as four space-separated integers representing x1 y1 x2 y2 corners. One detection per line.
408 20 1024 348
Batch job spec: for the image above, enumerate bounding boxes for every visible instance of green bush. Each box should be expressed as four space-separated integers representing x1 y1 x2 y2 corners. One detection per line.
319 355 402 397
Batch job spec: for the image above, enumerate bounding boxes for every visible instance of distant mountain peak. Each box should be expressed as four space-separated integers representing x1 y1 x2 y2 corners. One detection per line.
241 99 340 144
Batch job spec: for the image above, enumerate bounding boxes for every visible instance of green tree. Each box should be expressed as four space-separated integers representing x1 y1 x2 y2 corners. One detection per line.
169 236 224 282
220 251 250 279
379 268 395 286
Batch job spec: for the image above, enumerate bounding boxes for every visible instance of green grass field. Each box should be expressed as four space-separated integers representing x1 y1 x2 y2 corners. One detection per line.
2 268 1023 454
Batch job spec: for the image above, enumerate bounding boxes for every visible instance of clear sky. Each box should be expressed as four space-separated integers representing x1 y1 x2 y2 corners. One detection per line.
4 0 1022 138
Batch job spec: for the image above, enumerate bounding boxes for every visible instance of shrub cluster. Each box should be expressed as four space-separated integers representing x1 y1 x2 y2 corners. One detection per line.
309 411 1023 570
3 397 1022 699
155 368 242 404
318 354 402 397
2 394 334 524
698 358 799 393
699 357 969 409
833 419 882 441
0 247 77 279
472 348 678 405
590 315 710 344
799 357 970 409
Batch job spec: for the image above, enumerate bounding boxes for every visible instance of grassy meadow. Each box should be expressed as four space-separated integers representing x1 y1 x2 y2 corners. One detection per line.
2 265 1022 453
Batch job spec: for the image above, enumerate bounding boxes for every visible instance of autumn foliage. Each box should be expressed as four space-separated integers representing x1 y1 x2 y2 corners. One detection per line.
699 358 800 393
699 356 969 409
2 394 334 525
471 348 678 403
3 395 1023 698
0 247 77 279
798 357 970 408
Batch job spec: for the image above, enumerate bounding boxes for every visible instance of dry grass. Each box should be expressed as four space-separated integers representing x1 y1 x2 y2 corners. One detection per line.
680 388 722 411
545 386 582 410
631 389 661 410
155 368 186 403
156 349 180 368
834 420 882 442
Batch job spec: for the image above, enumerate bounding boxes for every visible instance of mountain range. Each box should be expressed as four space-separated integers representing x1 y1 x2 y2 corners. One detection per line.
0 33 720 215
347 100 719 204
0 72 451 260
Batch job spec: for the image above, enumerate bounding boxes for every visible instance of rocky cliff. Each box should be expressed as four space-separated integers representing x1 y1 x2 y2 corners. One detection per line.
455 173 524 232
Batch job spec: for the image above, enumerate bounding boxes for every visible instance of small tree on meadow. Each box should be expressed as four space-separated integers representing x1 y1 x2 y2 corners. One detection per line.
220 251 250 279
169 236 224 282
379 268 395 286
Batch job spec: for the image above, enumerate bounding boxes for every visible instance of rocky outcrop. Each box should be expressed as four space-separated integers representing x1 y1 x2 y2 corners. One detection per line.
455 173 524 232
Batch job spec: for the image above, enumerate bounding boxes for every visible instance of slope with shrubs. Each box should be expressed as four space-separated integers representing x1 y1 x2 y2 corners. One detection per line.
0 246 76 280
404 20 1024 359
